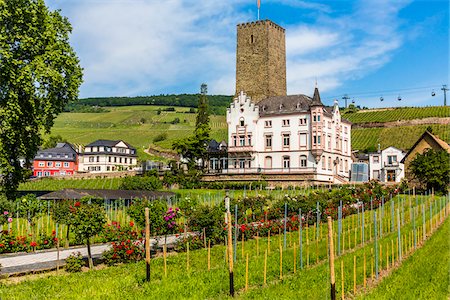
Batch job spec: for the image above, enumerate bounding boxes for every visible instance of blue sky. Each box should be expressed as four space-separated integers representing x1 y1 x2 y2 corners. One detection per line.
48 0 449 108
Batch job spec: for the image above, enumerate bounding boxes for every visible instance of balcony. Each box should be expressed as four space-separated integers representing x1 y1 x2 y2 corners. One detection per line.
384 161 399 167
227 146 255 153
220 167 316 175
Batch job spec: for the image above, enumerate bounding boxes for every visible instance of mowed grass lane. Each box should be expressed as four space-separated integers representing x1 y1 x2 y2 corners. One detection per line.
360 217 449 300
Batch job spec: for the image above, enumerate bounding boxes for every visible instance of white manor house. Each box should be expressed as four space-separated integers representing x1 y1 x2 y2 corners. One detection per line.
225 87 352 183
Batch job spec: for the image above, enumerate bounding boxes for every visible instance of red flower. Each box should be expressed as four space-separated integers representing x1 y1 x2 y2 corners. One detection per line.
129 221 134 227
43 240 48 245
30 241 37 247
126 249 134 255
74 201 81 207
0 243 4 247
52 230 56 236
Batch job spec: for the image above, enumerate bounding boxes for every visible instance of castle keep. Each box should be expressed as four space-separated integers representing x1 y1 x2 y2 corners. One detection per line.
235 20 287 103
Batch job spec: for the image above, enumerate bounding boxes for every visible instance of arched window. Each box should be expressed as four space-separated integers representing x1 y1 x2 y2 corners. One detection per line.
283 156 290 169
239 117 245 127
264 156 272 169
300 155 307 168
322 156 326 170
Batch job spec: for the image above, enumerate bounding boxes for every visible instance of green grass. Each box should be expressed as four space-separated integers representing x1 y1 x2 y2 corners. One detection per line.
1 195 446 299
352 124 450 151
19 178 123 191
360 217 450 299
343 106 450 124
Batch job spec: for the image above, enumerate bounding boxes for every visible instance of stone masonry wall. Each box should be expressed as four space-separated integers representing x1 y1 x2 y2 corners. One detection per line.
235 20 286 103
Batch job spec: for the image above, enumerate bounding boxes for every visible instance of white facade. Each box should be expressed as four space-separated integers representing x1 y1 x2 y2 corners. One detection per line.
368 146 405 182
225 90 352 183
79 140 138 173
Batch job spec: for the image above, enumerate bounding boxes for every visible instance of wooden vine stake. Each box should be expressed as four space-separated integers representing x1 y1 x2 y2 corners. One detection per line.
208 240 211 271
327 216 336 300
163 243 167 277
264 249 267 285
245 253 249 291
145 207 151 282
268 229 271 255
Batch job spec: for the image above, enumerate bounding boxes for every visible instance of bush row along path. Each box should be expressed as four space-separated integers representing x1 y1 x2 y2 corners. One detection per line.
0 235 180 275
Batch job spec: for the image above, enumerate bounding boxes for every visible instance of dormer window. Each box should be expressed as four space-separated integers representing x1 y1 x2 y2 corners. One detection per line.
279 104 283 110
239 117 245 127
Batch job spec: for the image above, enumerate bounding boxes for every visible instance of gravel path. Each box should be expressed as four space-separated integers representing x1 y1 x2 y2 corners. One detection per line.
0 234 183 275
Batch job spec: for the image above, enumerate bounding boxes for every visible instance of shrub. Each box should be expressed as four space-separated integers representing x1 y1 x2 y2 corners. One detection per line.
153 133 167 143
127 199 169 236
120 175 162 190
101 221 144 266
65 252 84 272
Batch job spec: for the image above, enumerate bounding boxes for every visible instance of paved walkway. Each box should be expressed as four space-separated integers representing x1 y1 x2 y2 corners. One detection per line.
0 234 183 275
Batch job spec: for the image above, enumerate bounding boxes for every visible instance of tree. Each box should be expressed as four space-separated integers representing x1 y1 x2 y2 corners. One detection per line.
409 149 450 193
52 200 76 248
42 135 68 150
71 202 106 269
0 0 83 199
172 83 210 169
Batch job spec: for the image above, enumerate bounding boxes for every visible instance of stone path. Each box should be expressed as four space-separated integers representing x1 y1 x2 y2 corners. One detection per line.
0 234 184 275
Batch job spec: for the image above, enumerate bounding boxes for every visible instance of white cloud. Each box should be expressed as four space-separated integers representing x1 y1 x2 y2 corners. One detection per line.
285 1 411 96
51 0 415 99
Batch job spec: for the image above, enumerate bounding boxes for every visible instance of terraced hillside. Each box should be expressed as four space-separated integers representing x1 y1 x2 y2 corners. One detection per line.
48 105 227 158
343 106 449 151
48 105 449 157
342 106 450 124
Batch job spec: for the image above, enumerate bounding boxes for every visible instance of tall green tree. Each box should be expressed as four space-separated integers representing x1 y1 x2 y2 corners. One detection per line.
172 83 210 169
410 149 450 193
0 0 83 199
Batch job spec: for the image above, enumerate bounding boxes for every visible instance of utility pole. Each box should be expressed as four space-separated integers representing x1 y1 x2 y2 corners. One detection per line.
342 94 350 108
441 85 448 106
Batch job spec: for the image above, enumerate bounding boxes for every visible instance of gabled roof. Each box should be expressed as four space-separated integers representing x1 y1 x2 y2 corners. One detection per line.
86 139 136 150
35 143 78 161
207 139 227 153
258 94 312 116
400 130 450 163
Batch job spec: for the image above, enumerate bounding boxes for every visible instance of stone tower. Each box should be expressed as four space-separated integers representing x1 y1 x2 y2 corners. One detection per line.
235 20 287 103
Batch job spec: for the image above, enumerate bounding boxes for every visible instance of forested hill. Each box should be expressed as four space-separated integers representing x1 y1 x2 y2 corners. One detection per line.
69 94 233 114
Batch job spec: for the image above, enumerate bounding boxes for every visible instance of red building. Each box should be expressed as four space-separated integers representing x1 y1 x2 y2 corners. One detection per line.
33 143 79 177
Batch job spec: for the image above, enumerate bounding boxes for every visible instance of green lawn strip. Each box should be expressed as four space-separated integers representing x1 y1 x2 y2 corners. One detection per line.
359 217 450 300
